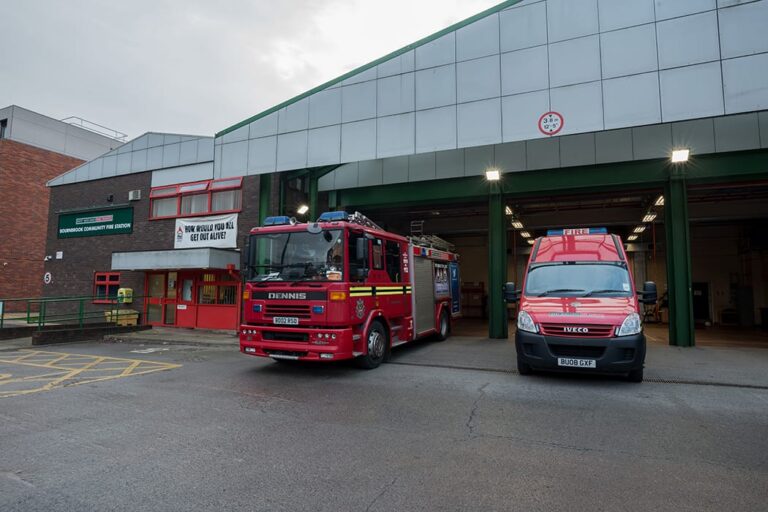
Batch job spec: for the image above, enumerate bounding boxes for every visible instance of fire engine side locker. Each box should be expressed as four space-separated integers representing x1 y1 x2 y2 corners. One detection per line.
411 247 436 337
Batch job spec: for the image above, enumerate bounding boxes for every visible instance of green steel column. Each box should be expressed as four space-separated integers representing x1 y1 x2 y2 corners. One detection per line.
488 189 508 339
309 172 319 221
664 172 695 347
258 174 271 225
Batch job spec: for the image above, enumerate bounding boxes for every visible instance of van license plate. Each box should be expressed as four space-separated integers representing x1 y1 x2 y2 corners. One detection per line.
557 358 596 368
273 317 299 325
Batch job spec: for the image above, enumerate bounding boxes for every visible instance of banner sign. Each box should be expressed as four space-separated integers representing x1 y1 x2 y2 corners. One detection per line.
174 214 238 249
58 207 133 238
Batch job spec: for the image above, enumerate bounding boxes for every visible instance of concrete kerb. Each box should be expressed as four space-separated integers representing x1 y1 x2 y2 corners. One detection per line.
104 327 239 348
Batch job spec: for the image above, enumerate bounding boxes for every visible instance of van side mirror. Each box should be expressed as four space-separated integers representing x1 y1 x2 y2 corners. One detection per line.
503 282 520 303
639 281 657 304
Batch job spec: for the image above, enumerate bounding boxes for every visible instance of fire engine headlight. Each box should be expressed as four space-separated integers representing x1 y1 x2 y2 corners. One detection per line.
617 313 642 337
517 311 538 333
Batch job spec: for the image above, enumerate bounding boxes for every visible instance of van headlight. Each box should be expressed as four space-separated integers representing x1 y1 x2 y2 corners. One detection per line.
617 313 641 336
517 311 538 333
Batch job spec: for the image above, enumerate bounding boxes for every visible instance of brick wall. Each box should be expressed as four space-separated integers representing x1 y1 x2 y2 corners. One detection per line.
41 172 261 317
0 140 84 309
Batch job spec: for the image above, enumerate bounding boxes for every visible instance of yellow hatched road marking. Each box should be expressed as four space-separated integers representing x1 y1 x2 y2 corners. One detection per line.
0 349 181 399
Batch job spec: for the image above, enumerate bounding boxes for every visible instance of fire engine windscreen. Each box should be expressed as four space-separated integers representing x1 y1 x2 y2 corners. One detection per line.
524 263 632 297
248 230 345 282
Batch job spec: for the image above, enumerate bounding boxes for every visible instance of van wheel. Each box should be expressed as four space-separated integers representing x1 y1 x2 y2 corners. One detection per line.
626 367 644 383
435 310 450 341
517 359 532 375
356 322 388 369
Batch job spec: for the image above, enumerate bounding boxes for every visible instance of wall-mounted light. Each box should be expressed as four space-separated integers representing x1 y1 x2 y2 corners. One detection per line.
671 149 690 163
297 205 309 215
527 239 535 245
627 234 638 242
654 195 665 206
642 213 657 223
505 206 513 216
511 220 524 229
633 226 646 234
485 168 501 181
520 231 531 238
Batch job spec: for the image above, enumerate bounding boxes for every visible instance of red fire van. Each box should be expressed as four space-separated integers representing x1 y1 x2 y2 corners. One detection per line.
505 228 657 382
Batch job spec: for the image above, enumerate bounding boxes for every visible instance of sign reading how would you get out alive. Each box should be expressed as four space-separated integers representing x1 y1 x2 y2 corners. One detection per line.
58 207 134 238
174 214 238 249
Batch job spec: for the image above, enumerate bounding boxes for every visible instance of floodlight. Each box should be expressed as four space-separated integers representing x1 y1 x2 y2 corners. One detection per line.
671 149 690 163
485 168 501 181
297 204 309 215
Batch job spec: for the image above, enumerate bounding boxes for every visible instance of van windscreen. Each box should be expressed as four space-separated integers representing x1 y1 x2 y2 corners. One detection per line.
524 263 632 297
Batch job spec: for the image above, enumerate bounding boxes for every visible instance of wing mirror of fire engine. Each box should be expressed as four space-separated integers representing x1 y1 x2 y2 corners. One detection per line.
638 281 658 304
503 282 520 303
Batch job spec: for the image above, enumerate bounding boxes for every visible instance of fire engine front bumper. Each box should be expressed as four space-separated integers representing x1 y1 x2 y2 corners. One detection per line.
239 325 357 361
515 330 646 374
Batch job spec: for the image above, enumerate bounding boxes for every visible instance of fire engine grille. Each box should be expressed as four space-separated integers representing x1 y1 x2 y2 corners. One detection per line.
262 331 309 342
265 304 312 319
548 344 606 359
540 323 614 338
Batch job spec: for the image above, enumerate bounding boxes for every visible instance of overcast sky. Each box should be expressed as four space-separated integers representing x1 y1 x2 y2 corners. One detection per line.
0 0 501 140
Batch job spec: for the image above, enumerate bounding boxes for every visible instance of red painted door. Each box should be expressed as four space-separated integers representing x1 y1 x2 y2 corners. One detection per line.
176 272 198 328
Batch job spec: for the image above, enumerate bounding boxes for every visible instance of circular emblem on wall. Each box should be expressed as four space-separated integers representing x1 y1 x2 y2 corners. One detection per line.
43 272 52 285
538 111 564 136
355 298 365 319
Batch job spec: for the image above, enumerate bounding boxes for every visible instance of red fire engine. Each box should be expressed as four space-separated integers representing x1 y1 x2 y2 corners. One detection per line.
240 211 461 369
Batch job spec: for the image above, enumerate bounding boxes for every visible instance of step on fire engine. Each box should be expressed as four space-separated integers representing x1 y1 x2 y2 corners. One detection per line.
240 211 461 369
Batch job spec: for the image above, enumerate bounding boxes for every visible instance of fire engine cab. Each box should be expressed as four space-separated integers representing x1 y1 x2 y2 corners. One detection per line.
240 211 461 369
505 228 658 382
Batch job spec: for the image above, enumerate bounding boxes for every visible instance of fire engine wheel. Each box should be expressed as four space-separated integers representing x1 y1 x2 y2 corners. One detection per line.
356 322 388 369
435 310 450 341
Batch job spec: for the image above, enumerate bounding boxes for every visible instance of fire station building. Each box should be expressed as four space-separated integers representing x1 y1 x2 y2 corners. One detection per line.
44 0 768 343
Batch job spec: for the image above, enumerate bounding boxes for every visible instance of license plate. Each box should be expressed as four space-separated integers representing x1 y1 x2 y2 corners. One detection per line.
557 357 596 368
272 317 299 325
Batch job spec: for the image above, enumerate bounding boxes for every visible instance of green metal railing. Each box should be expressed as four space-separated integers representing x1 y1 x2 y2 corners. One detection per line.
0 295 145 330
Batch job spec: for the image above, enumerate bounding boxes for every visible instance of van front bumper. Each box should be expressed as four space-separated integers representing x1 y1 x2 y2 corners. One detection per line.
515 329 645 374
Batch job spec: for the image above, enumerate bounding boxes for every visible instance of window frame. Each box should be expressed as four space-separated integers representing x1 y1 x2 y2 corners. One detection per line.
93 272 121 304
149 177 243 220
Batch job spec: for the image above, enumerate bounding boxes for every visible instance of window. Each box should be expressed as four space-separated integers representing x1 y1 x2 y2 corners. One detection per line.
372 239 384 270
0 119 7 139
149 177 242 219
197 272 238 304
94 272 120 303
385 240 401 282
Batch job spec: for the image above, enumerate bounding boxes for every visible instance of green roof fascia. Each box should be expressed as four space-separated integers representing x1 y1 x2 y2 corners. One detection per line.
216 0 523 138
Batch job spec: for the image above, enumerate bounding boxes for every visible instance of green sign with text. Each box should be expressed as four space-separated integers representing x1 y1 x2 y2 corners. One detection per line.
58 207 134 238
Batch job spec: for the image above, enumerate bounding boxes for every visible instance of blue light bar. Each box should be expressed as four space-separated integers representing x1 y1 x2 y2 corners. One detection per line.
547 227 608 236
263 216 291 226
318 211 348 222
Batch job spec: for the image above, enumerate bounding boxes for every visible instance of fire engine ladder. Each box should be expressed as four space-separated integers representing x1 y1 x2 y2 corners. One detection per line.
409 234 455 252
348 211 384 231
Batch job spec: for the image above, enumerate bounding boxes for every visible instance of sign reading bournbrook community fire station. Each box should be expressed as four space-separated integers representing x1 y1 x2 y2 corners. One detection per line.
174 214 238 249
58 207 134 238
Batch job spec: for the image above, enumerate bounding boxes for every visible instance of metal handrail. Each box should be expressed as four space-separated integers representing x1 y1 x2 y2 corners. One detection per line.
1 295 147 330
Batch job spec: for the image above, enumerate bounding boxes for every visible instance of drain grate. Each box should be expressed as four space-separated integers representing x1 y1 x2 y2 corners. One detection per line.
386 361 768 390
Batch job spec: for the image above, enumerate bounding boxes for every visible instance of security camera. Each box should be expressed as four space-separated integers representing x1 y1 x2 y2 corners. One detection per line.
43 255 52 262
